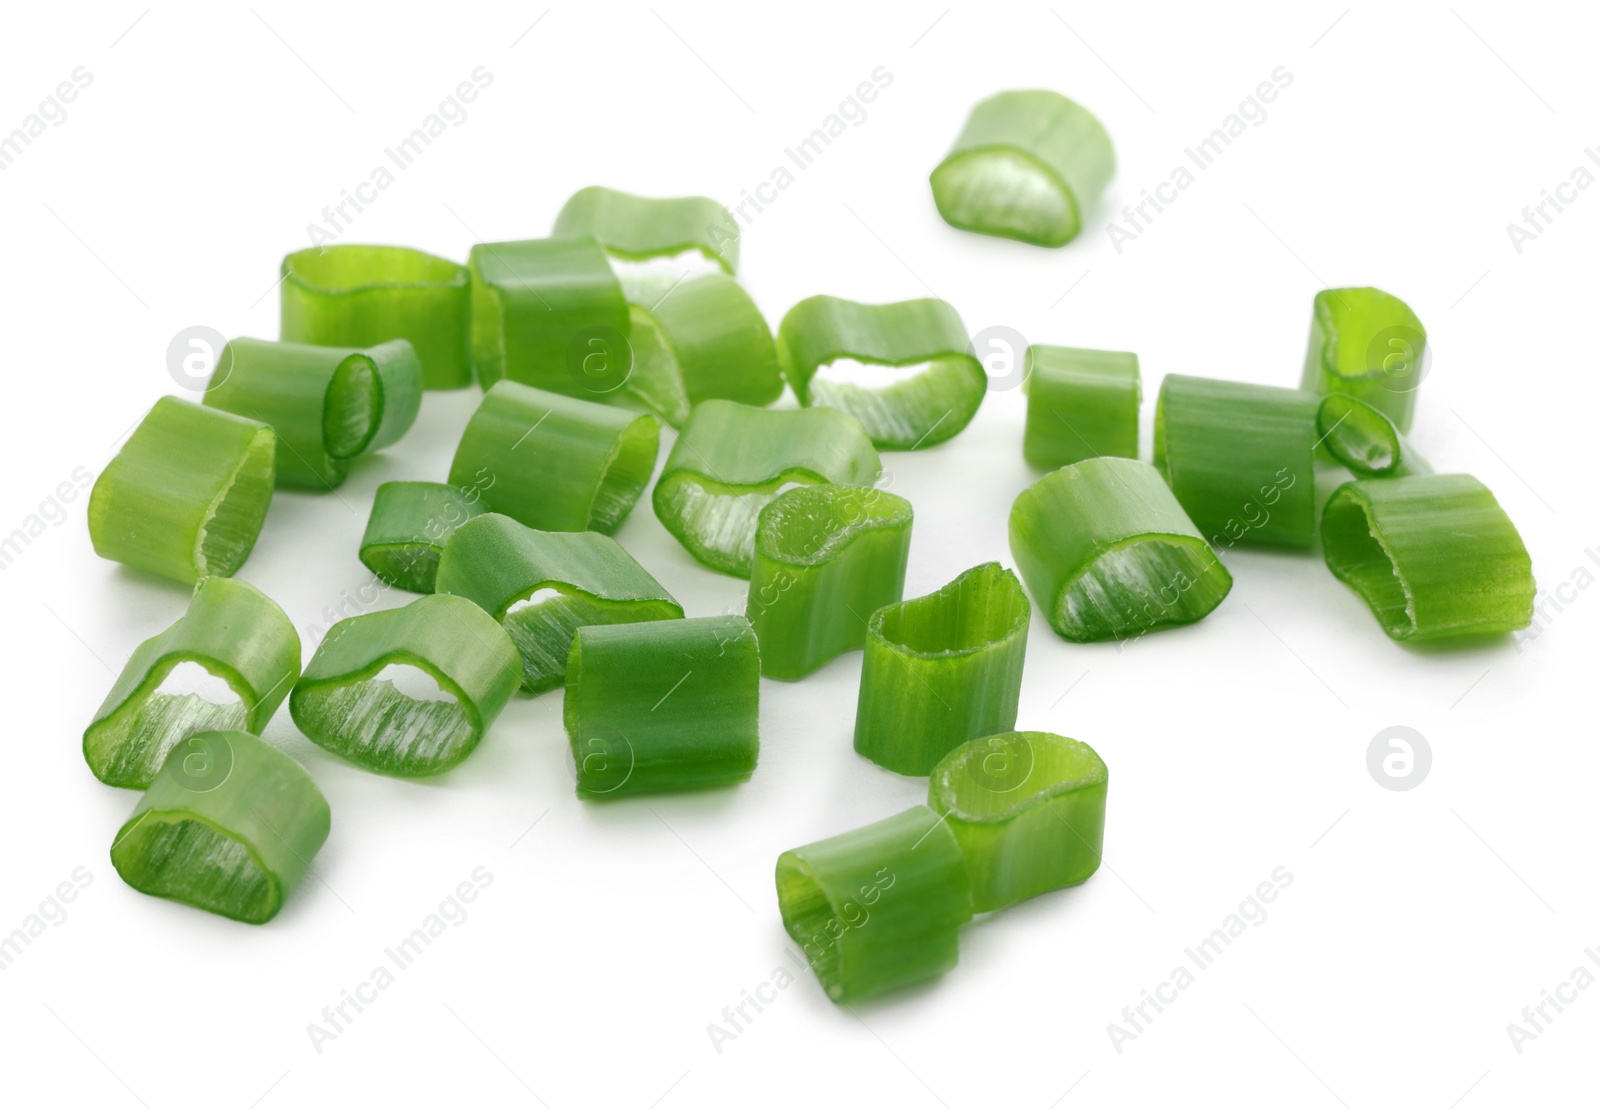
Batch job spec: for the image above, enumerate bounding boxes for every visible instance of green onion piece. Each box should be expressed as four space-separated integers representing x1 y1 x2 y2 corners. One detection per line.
1009 456 1232 641
854 562 1029 776
564 615 759 798
928 731 1107 913
436 513 683 694
359 481 490 594
776 295 985 450
775 805 972 1003
111 730 330 924
621 273 783 427
280 245 471 390
652 400 881 577
1322 474 1535 641
746 484 913 680
1300 286 1426 432
1317 393 1429 479
468 235 627 394
1154 374 1319 548
1022 345 1140 469
89 397 276 584
552 185 739 274
448 381 659 534
83 578 300 789
929 90 1115 248
290 594 522 777
203 337 423 490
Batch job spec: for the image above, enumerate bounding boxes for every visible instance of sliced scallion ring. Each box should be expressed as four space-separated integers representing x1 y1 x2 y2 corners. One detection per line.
1300 286 1426 433
553 185 739 274
1317 392 1429 479
1022 344 1140 469
358 481 491 594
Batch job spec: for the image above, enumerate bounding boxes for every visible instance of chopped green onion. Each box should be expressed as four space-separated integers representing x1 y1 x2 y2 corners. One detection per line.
448 381 659 534
111 730 330 924
746 484 912 681
1322 474 1535 641
359 481 490 594
1009 456 1232 641
1317 393 1429 478
89 397 276 584
652 400 881 577
84 577 300 789
436 513 683 694
1022 344 1140 469
930 90 1115 248
291 594 522 777
775 805 972 1003
776 295 985 449
928 731 1107 912
1301 286 1426 432
552 185 739 274
280 245 472 390
1154 374 1318 547
854 562 1030 776
564 615 760 798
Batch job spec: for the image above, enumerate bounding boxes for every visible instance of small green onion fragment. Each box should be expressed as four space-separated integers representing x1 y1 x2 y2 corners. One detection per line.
1317 393 1429 478
1022 344 1140 469
929 731 1107 913
1009 456 1232 642
359 481 490 594
437 513 683 694
854 562 1030 776
291 595 522 777
89 397 276 584
553 185 740 274
775 805 972 1003
1301 286 1426 433
564 616 759 798
111 730 330 924
1322 474 1535 641
747 484 912 681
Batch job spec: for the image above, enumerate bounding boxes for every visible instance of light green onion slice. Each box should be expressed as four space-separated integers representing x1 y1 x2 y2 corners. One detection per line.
1322 474 1535 641
746 484 912 681
652 400 881 577
552 185 739 274
358 481 490 594
437 513 683 694
930 90 1115 248
111 730 330 925
1317 393 1429 479
448 381 659 534
290 594 522 777
1009 456 1232 642
928 731 1107 913
564 616 759 798
854 562 1029 776
1301 286 1426 433
1022 345 1140 469
89 397 275 584
776 295 985 449
776 805 973 1003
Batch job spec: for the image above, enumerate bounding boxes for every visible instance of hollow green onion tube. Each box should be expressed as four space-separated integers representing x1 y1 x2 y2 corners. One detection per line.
468 235 627 394
290 594 522 777
776 295 985 450
280 245 471 390
89 398 276 584
929 731 1107 913
746 485 912 681
564 615 760 798
854 562 1030 776
621 273 783 427
552 185 739 274
436 513 683 694
930 90 1115 248
1322 474 1534 641
1009 456 1232 642
84 577 300 789
1154 375 1318 548
359 481 491 594
1317 393 1429 479
111 730 330 925
1022 345 1140 469
203 337 422 490
1301 286 1426 432
775 806 972 1003
448 381 659 534
652 400 881 577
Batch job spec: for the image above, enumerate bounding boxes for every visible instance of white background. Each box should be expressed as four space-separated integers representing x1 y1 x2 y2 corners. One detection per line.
1 2 1595 1114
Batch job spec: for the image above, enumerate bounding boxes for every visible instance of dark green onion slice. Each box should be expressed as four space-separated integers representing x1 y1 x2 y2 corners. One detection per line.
1022 345 1140 469
552 185 739 274
1300 286 1426 433
358 481 490 594
1317 393 1429 478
